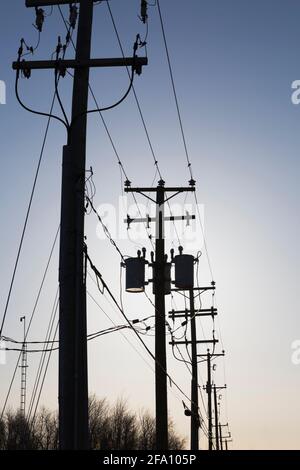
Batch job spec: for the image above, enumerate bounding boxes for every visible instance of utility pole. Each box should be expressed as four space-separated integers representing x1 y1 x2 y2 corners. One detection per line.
219 425 230 450
60 0 93 450
207 351 213 450
213 384 226 450
219 423 223 450
213 385 219 451
198 350 225 450
124 180 195 449
155 182 168 450
189 289 198 450
19 316 27 418
169 285 217 450
224 437 232 450
14 0 147 450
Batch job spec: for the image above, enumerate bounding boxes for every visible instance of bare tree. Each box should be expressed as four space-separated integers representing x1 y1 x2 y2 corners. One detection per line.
0 397 185 450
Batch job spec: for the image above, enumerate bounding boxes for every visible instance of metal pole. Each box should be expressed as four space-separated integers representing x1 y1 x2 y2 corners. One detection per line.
20 316 27 418
213 385 220 450
154 183 168 449
59 0 93 450
189 289 199 450
207 351 213 450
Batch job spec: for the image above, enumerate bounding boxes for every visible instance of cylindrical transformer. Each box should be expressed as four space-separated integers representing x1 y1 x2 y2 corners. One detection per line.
125 257 146 293
174 254 194 290
152 262 171 296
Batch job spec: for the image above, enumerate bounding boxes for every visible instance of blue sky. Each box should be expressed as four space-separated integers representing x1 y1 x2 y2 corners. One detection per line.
0 0 300 449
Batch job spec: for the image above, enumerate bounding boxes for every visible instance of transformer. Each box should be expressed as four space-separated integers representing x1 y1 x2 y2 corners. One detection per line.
174 253 194 290
125 256 146 293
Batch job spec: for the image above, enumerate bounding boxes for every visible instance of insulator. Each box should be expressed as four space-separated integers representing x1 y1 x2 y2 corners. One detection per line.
140 0 148 24
125 257 146 293
35 7 45 33
174 253 194 290
69 5 78 29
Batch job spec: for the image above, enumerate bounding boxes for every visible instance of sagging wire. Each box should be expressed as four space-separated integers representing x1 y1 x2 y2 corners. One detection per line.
70 35 141 128
15 40 70 131
15 8 140 137
2 322 152 351
106 1 183 248
86 247 205 417
85 167 96 214
57 5 155 251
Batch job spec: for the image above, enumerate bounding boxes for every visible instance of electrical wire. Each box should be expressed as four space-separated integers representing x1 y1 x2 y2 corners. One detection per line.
1 225 60 418
27 289 59 421
0 83 61 339
57 5 155 251
14 52 69 132
106 1 183 247
86 248 209 427
156 0 193 181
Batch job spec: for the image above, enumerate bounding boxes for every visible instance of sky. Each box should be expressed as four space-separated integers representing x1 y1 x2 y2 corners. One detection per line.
0 0 300 450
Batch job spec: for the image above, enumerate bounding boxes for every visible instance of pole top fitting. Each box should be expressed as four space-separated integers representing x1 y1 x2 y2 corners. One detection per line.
189 178 196 187
158 179 165 187
124 179 131 188
178 246 183 255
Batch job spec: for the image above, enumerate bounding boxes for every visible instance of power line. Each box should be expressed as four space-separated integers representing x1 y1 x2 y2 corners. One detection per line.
1 226 60 419
156 0 193 181
86 247 209 426
27 288 59 420
0 99 58 339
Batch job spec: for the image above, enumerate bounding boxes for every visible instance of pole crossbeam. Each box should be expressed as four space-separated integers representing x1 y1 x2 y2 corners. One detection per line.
125 187 195 193
170 339 218 346
169 308 217 315
26 0 100 7
171 285 215 292
124 213 195 226
13 57 148 71
198 352 225 358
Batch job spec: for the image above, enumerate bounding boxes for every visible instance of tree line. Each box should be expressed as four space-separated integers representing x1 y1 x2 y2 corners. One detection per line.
0 395 185 450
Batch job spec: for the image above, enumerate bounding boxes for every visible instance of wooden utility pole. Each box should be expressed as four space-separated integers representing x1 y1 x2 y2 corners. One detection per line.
125 181 195 449
207 351 213 450
14 0 147 450
154 182 168 449
213 385 220 451
189 289 199 450
198 350 225 450
169 286 217 450
59 0 93 450
219 424 230 450
213 384 226 451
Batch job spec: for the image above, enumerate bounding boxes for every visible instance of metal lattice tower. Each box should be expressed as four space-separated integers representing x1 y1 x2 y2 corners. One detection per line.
19 316 27 417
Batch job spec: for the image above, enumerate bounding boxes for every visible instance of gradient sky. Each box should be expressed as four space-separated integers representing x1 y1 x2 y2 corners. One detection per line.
1 0 300 450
